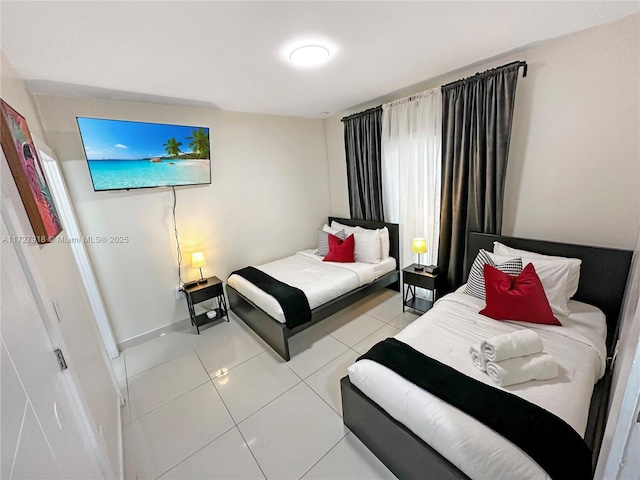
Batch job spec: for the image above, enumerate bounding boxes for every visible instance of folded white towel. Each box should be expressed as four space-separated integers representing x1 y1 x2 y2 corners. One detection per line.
486 353 559 387
469 344 488 372
481 330 543 362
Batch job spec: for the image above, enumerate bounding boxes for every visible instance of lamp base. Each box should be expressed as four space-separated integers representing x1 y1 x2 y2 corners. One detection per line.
414 264 425 272
197 278 208 285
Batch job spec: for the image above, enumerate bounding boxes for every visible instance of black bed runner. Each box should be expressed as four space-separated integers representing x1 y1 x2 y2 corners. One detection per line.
230 267 311 329
357 338 591 480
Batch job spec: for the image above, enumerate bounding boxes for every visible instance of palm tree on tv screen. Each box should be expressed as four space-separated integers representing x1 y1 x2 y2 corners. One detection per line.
163 138 182 158
186 128 210 158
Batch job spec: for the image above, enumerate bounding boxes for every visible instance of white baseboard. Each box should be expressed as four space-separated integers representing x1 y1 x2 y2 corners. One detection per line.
117 317 192 351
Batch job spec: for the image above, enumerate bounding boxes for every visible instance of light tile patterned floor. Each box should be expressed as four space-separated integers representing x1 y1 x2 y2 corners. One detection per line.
117 289 419 479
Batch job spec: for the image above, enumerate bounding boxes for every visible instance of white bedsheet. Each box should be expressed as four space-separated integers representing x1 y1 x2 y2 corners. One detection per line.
227 250 396 324
348 290 607 479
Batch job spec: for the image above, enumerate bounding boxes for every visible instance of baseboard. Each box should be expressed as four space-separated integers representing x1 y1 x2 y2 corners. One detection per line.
117 317 192 351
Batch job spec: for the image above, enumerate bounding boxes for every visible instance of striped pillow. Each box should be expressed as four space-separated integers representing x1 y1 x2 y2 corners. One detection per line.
464 249 523 300
317 229 346 256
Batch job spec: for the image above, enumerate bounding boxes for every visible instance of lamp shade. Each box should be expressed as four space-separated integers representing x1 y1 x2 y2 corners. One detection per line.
411 238 427 254
191 252 207 268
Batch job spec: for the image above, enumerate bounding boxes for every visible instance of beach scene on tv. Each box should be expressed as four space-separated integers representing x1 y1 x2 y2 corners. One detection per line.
77 118 211 191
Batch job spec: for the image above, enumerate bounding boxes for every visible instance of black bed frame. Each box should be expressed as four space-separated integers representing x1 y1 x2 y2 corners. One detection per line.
341 232 632 479
226 217 400 361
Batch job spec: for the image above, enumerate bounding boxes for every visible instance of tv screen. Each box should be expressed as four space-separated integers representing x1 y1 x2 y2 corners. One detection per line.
76 117 211 191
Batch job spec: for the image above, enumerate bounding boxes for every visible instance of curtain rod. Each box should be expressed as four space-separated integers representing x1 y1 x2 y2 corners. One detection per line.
341 105 382 122
441 60 527 89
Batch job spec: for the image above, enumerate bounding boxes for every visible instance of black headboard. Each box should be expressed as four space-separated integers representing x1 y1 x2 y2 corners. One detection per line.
466 233 632 352
328 217 400 272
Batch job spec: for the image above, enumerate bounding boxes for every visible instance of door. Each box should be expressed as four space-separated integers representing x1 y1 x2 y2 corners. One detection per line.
1 216 108 478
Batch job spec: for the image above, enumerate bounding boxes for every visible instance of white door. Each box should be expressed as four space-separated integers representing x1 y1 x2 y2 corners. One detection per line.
1 216 109 478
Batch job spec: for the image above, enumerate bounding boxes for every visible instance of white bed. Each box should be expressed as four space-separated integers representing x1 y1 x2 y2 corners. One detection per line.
228 249 396 324
348 289 607 479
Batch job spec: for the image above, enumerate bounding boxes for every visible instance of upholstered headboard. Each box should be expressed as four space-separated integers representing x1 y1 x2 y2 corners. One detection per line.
466 232 632 352
328 217 400 272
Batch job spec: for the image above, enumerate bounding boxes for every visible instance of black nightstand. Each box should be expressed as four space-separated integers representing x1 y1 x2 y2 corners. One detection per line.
402 265 443 314
182 276 228 334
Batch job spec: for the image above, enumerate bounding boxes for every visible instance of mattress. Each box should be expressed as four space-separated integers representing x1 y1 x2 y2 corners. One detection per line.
348 290 607 479
227 250 396 324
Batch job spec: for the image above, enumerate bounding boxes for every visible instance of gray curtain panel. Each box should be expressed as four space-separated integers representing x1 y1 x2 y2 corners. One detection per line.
342 106 385 222
438 62 522 291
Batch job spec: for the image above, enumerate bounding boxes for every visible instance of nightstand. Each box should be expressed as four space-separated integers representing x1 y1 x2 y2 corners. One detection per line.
402 265 443 314
182 276 228 334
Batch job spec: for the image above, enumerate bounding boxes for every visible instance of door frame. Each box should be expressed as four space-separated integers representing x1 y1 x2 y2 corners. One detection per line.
34 136 119 359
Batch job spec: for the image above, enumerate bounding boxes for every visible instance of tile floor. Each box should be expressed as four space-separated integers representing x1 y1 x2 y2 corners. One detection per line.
115 289 419 480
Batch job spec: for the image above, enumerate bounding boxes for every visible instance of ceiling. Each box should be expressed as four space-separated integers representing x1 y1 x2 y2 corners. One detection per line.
2 1 639 118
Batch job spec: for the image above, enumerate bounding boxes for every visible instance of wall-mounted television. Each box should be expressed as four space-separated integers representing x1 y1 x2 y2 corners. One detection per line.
76 117 211 191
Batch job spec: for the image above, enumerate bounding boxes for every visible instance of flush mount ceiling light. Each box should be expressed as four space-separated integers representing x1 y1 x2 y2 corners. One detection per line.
289 45 330 67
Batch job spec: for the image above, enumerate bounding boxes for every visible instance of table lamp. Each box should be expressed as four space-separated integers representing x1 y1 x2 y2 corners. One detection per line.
411 238 427 271
191 252 208 284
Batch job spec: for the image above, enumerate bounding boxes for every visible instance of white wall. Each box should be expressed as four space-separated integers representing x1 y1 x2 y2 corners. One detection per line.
0 52 120 477
325 13 640 251
33 95 331 343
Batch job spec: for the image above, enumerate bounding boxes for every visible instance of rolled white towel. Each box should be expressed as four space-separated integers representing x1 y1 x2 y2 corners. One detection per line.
481 329 543 362
469 344 488 372
486 353 559 387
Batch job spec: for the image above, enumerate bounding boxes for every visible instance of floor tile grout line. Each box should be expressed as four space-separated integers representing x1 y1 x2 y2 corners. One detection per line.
323 321 391 358
231 377 347 480
234 378 303 427
129 376 212 423
124 346 197 380
192 352 238 426
151 424 238 480
201 350 301 425
195 343 267 382
234 426 268 480
297 429 351 479
122 319 246 379
290 347 349 381
300 373 346 419
146 353 270 479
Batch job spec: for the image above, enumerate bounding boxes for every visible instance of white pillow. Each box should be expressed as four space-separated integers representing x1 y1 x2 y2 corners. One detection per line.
331 221 382 264
331 220 357 236
378 227 390 260
489 246 578 316
322 224 341 235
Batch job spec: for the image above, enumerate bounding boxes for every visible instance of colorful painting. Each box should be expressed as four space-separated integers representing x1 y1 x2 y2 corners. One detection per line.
1 99 62 244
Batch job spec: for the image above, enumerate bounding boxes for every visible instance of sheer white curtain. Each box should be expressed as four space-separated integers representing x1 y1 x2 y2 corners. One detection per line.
382 88 442 270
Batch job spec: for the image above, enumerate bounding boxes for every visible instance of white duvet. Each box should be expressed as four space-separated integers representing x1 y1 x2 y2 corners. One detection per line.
227 250 396 324
348 290 607 479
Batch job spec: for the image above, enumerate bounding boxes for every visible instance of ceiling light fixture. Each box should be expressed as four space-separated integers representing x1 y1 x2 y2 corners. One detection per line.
289 45 330 67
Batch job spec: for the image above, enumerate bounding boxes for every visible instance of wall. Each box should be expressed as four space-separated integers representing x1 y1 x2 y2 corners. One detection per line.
325 13 640 251
0 52 120 477
33 95 331 343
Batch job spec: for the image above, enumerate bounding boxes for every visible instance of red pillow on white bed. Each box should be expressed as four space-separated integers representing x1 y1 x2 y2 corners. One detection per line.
480 263 560 326
323 234 355 263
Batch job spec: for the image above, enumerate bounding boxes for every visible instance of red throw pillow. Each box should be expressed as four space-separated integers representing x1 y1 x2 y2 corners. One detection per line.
480 263 561 325
323 233 355 263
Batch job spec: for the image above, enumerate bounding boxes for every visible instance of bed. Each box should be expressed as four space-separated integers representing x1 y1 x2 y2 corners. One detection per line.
226 217 400 361
340 232 632 479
